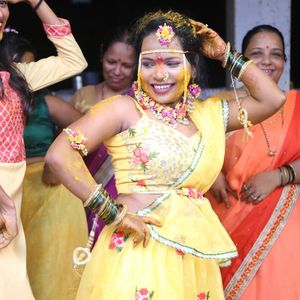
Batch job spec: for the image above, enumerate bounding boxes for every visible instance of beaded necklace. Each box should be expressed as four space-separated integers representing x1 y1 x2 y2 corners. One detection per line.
259 107 284 157
133 82 201 128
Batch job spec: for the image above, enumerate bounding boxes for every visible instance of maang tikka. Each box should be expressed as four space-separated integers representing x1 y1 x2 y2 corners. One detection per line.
156 23 175 46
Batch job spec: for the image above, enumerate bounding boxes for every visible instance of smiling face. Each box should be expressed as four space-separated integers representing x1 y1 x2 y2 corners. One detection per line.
102 41 136 92
0 1 9 41
244 31 285 84
139 33 192 105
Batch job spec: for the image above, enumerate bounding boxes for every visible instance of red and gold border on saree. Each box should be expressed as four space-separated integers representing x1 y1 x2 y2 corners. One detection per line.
225 184 299 300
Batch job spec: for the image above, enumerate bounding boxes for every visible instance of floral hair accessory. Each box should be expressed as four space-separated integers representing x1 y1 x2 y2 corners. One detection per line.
156 23 175 46
188 83 201 98
63 128 88 156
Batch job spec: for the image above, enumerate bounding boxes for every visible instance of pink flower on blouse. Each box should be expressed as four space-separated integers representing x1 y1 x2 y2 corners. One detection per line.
135 288 154 300
132 144 158 172
133 147 150 164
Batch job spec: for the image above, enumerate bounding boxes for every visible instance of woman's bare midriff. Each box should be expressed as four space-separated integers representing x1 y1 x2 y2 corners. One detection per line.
116 193 163 212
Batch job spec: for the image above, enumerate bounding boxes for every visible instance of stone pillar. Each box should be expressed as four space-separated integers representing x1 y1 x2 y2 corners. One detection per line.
226 0 291 91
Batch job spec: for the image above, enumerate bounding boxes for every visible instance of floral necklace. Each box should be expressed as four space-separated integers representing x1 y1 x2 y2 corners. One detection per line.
133 82 201 128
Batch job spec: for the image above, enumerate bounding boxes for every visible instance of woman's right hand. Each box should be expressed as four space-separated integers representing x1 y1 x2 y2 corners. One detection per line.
208 172 237 208
117 213 162 248
189 19 226 62
0 200 18 249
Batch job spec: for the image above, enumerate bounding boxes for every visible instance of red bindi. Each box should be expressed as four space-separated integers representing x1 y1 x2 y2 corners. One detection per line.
156 55 163 66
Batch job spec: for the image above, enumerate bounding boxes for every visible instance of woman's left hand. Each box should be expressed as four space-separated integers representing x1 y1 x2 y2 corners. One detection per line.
240 170 280 204
189 19 226 62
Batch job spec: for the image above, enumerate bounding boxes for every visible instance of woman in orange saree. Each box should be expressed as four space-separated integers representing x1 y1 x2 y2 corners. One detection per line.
207 25 300 299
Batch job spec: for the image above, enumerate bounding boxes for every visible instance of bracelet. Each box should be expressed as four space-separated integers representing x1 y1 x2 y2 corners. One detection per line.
222 42 231 68
84 184 103 208
279 167 285 186
284 164 296 184
63 127 88 157
33 0 44 11
222 43 252 80
287 164 297 182
279 166 290 186
85 185 120 225
110 204 128 227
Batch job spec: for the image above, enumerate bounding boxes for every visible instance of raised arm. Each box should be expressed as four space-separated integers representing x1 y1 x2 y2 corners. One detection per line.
190 20 286 132
9 0 88 91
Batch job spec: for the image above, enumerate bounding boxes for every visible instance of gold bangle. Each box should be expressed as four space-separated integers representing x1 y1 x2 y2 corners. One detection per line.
110 205 128 226
222 42 231 68
84 184 102 207
237 60 253 81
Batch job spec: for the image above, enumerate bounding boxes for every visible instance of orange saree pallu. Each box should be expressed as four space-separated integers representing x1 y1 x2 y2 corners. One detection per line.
208 90 300 299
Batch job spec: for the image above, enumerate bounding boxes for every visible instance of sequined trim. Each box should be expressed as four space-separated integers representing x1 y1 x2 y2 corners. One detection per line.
225 184 300 300
147 222 237 260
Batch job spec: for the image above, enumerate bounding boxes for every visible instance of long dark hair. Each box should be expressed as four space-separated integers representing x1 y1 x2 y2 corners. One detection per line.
0 30 34 118
131 10 207 86
242 24 287 61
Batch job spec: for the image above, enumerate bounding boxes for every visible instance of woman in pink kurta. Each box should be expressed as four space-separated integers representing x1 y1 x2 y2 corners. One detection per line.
0 1 87 299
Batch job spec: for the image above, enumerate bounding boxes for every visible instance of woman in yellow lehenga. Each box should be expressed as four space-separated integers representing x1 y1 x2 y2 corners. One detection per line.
46 10 285 299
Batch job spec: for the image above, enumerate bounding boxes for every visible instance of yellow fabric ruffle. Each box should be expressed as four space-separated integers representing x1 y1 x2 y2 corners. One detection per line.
76 224 226 300
21 162 88 300
138 191 237 262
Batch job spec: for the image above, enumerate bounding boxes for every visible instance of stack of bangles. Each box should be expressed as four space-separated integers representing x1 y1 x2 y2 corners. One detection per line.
278 164 297 186
84 184 127 226
222 42 253 80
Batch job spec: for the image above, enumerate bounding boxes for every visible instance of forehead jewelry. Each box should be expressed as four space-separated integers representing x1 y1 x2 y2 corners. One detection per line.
156 23 175 46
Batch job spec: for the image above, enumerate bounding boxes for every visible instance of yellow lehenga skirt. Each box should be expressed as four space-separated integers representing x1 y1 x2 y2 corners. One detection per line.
76 191 236 300
21 162 88 300
0 161 34 300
